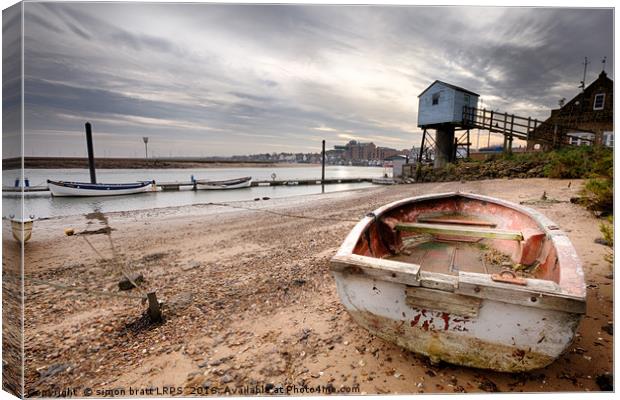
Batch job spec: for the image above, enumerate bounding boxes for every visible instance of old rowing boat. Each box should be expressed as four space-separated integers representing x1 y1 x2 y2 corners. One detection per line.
330 192 585 372
47 180 156 197
194 176 252 190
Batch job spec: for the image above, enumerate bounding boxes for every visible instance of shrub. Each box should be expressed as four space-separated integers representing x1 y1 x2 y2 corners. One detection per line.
582 177 613 214
599 216 613 264
543 146 593 179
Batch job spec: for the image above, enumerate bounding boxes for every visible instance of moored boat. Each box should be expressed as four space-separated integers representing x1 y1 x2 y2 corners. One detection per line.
47 180 156 197
194 176 252 190
330 192 586 372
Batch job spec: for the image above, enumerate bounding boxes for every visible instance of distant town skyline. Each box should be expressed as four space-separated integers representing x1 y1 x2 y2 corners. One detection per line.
2 3 614 158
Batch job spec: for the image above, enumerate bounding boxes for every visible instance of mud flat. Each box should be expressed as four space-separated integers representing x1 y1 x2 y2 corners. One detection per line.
12 178 612 395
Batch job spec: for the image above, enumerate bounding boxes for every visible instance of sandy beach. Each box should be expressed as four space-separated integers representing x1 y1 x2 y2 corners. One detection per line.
7 178 613 395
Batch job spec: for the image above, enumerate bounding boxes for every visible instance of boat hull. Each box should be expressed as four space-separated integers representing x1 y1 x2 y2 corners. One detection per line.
11 219 33 243
333 270 581 372
195 177 252 190
47 181 155 197
330 192 586 372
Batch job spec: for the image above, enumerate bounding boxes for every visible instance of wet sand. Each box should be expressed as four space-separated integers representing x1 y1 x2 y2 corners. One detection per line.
9 178 613 395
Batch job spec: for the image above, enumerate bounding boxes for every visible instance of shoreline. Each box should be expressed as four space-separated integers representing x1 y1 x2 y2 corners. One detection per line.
5 157 347 170
9 178 613 394
16 184 381 222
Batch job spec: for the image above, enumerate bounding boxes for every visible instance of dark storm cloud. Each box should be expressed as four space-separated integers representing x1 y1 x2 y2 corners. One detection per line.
3 2 22 158
16 3 614 156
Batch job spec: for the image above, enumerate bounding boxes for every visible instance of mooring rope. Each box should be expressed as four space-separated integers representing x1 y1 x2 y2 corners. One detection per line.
79 234 147 297
4 274 145 300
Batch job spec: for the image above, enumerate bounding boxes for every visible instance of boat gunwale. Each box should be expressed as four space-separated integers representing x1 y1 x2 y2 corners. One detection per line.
331 191 586 305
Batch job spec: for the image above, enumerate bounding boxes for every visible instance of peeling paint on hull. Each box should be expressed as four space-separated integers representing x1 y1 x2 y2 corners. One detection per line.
350 310 557 372
334 271 582 372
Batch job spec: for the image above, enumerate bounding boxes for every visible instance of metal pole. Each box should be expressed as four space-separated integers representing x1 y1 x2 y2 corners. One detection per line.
143 137 149 159
85 122 97 184
321 140 326 193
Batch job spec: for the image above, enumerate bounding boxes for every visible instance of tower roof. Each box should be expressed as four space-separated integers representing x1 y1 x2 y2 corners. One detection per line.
418 80 480 98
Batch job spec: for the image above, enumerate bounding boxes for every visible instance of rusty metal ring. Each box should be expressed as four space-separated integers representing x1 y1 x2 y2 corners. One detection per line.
499 269 517 278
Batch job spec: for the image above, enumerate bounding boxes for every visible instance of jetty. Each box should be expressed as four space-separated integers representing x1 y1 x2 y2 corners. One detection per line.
3 177 375 194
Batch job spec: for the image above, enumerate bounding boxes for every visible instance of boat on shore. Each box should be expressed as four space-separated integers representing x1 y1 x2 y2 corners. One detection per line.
330 192 585 372
372 176 396 185
194 176 252 190
47 180 156 197
10 216 34 243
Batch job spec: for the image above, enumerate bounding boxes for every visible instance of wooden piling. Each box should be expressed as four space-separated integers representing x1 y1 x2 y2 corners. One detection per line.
85 122 97 184
321 140 326 193
418 129 427 163
147 292 162 322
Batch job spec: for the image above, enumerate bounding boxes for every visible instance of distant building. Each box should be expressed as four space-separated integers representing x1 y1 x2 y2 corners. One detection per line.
528 70 613 149
341 140 376 162
373 146 409 161
385 155 408 178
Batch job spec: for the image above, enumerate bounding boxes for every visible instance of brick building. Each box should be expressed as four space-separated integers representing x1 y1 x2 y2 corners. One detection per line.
340 140 376 161
528 70 613 149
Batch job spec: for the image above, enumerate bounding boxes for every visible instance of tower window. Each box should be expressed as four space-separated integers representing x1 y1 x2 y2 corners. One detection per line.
593 93 605 110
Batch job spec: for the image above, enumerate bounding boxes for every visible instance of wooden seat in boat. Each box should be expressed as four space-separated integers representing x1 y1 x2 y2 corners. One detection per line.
394 222 524 241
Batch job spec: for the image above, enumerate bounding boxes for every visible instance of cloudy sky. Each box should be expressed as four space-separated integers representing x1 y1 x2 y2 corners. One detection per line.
2 2 614 158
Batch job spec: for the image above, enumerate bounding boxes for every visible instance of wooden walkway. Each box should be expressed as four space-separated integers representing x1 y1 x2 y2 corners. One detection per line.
462 106 594 145
3 177 374 194
156 177 373 191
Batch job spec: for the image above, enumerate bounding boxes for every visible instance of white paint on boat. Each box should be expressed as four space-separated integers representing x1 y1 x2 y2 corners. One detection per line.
11 217 33 243
195 177 252 190
333 271 580 371
48 181 156 197
330 192 586 372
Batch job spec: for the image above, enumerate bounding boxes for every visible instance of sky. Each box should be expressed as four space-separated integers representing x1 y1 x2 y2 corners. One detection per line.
2 2 614 158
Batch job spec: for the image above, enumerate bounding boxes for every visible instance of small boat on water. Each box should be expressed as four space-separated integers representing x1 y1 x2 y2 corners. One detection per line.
47 180 156 197
194 176 252 190
330 192 585 372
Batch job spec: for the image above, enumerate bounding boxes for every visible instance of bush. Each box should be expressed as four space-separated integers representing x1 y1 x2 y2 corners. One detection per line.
582 177 613 214
576 146 613 214
599 216 613 264
544 146 593 178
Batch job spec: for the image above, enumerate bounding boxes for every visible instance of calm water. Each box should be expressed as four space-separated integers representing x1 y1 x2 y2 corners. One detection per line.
3 166 388 219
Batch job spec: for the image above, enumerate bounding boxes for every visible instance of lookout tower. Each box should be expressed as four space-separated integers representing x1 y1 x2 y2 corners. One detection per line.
417 81 480 168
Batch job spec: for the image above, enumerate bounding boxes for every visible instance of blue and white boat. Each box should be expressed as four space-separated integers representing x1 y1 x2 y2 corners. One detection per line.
47 180 156 197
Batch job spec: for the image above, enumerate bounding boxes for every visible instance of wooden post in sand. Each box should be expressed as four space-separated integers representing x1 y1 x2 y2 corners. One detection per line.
147 292 162 322
321 140 326 193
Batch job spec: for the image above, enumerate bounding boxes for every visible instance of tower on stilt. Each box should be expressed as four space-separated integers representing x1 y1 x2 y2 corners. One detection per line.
417 81 479 168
